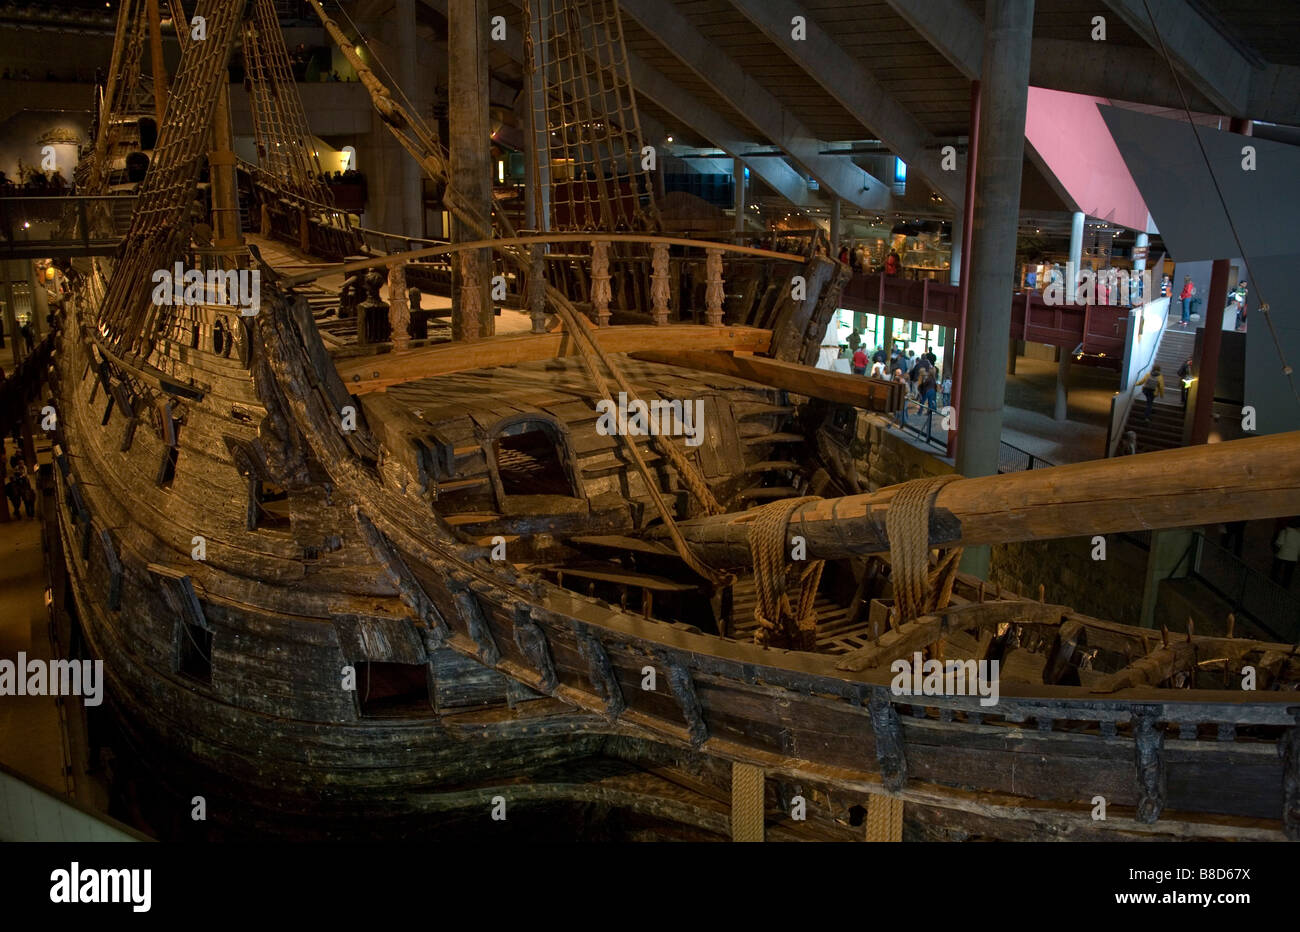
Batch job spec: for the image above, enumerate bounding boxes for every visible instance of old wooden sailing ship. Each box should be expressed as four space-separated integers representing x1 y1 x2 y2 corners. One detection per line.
44 0 1300 840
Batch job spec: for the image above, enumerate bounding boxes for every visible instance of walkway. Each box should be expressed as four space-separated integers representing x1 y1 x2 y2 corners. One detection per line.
840 271 1134 357
0 195 134 259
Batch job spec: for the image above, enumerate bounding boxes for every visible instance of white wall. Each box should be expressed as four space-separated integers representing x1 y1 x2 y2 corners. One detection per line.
1121 296 1169 391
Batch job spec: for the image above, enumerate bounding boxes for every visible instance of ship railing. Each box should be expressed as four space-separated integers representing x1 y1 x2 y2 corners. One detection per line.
0 195 138 258
281 231 810 355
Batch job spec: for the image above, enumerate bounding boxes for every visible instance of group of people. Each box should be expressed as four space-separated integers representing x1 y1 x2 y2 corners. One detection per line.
1173 275 1248 330
0 169 71 197
846 329 948 421
317 169 366 187
833 244 903 277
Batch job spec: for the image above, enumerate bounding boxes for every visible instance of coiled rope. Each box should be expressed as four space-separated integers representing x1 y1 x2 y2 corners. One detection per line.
884 475 963 625
748 496 823 649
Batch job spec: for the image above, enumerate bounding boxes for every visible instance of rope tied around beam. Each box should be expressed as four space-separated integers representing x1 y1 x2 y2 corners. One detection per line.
748 496 824 650
885 475 963 626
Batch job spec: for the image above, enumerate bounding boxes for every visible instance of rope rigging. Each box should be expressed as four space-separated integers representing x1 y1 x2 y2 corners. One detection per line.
307 0 727 585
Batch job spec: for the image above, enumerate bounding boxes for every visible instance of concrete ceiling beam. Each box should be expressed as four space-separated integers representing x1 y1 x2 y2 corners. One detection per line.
725 0 963 208
618 0 891 211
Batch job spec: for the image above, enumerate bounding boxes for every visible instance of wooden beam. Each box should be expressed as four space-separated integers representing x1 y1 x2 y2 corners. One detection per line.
337 325 772 392
632 350 903 412
658 432 1300 566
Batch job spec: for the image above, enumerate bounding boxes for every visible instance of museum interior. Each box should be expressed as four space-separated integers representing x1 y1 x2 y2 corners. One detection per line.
0 0 1297 846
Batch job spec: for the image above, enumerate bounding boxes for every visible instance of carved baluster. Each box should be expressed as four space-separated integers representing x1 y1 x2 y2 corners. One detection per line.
650 242 670 325
528 244 547 334
704 247 725 326
1132 705 1166 823
387 263 410 352
590 240 612 327
1281 709 1300 841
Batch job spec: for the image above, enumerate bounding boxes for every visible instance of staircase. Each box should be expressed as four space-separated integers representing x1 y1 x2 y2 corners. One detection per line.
1122 324 1195 454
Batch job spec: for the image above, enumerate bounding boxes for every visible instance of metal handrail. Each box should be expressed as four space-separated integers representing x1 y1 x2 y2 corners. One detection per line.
1190 531 1298 643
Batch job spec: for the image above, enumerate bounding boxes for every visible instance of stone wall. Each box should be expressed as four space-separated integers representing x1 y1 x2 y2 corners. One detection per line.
854 414 954 491
985 535 1148 626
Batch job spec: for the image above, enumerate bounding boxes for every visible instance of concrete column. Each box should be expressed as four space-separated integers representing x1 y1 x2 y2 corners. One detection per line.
396 0 423 237
1133 232 1148 275
829 197 841 255
734 159 746 234
1067 210 1084 304
954 0 1035 578
946 80 980 460
448 0 494 339
1054 347 1070 420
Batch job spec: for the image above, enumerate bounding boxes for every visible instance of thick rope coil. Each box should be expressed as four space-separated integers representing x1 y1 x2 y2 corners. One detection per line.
884 475 963 626
748 496 823 650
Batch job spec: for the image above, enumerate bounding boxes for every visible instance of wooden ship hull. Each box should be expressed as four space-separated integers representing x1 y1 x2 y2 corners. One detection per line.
46 262 1300 840
43 0 1300 842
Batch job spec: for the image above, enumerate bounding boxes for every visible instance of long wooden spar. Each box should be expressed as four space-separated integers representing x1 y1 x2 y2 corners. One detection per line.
654 432 1300 568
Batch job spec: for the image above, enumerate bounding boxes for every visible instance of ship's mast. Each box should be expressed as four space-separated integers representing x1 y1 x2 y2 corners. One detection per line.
145 0 168 126
169 0 241 250
209 80 242 249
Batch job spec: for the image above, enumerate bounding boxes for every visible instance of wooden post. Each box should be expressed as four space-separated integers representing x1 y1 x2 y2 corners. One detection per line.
209 81 242 249
864 792 904 842
705 247 725 326
448 0 494 341
388 263 410 352
651 243 670 325
528 245 547 334
145 0 167 127
730 761 764 842
590 240 612 327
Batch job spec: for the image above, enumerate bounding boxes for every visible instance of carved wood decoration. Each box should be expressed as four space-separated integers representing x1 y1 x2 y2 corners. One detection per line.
1281 709 1300 841
1132 705 1166 823
512 604 559 693
388 263 411 352
589 240 612 327
650 242 670 325
704 248 725 326
664 658 708 747
455 588 501 666
576 626 625 720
